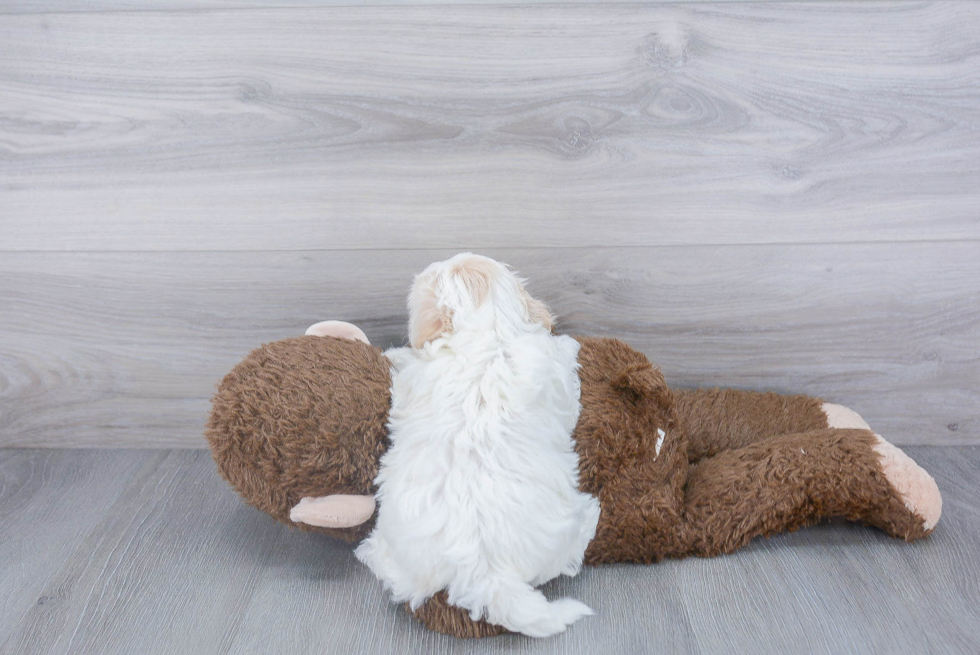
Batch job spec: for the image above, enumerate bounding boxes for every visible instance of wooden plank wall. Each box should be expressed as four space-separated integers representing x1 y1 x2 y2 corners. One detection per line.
1 2 978 447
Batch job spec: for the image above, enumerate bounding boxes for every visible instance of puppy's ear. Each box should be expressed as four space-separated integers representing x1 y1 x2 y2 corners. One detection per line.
409 273 453 348
450 256 498 309
521 286 555 332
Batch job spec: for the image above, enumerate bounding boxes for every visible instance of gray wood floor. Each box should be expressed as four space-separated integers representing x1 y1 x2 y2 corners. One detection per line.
2 1 978 449
1 446 977 654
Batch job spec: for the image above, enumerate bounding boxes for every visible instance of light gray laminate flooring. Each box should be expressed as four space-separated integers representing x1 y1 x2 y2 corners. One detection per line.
1 447 977 654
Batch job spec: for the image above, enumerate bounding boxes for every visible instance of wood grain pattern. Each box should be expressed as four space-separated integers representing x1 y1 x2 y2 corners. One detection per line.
1 0 811 15
0 450 145 649
1 243 976 448
2 3 978 250
0 450 278 654
1 447 977 653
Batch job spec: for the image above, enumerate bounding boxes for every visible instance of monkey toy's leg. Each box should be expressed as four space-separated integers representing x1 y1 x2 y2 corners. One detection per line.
674 387 866 462
676 427 942 557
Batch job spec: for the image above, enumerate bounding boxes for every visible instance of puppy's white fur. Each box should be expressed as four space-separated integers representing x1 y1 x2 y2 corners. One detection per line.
355 253 601 638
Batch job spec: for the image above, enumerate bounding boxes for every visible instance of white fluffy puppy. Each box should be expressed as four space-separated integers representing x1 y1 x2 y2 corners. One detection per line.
354 253 601 638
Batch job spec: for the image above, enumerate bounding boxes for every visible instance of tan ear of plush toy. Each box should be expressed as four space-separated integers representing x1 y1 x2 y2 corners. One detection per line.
206 325 941 638
305 320 371 344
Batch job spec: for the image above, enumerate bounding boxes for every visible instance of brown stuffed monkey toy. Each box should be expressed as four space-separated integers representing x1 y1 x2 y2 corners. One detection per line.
206 320 941 639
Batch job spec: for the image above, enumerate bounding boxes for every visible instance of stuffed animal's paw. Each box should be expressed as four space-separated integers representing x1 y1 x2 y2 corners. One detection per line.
873 434 942 532
822 402 872 430
823 402 941 533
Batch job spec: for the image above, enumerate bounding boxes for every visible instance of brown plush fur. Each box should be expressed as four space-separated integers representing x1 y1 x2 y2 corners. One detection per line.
675 387 829 463
408 592 508 638
206 335 390 543
207 334 935 637
572 337 687 564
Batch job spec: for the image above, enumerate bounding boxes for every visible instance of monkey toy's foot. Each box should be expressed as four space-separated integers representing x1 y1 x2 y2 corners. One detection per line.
823 403 942 536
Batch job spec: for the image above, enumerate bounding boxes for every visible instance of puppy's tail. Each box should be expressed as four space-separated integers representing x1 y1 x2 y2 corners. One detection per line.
481 576 593 638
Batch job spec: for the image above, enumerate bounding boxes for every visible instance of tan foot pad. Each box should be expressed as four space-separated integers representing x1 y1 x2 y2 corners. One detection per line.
822 403 872 430
873 434 942 531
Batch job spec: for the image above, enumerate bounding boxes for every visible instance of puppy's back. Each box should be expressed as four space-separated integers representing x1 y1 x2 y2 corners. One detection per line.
356 329 600 637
